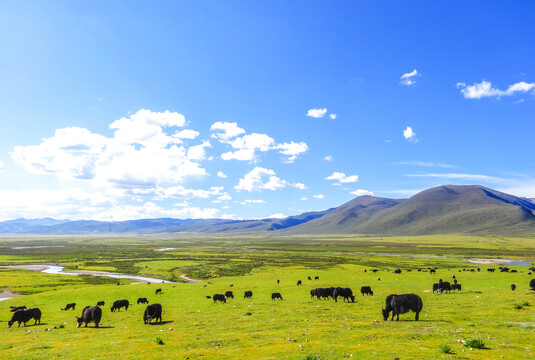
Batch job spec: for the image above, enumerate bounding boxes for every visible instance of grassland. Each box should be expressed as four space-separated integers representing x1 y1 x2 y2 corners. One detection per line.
0 234 534 359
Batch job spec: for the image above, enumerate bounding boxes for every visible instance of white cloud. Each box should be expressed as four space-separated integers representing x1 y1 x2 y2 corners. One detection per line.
300 197 308 201
293 182 306 190
217 171 227 178
127 185 224 201
268 213 287 219
329 113 337 120
235 167 298 192
404 173 502 182
313 194 324 199
174 129 199 140
326 172 359 184
0 188 116 221
306 108 328 118
244 199 266 204
213 122 307 163
395 161 455 168
91 202 224 221
350 189 374 196
210 121 246 141
403 126 418 143
217 193 232 201
187 140 211 161
222 133 275 161
275 141 308 163
324 155 333 162
11 109 208 188
457 80 535 99
400 69 419 86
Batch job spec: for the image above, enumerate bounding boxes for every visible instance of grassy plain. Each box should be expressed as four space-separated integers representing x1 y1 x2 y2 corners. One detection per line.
0 234 534 359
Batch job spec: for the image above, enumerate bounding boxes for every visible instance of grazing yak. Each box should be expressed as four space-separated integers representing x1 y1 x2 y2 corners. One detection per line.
530 279 535 290
394 269 402 274
7 308 41 328
277 279 280 284
308 276 312 280
333 287 355 302
297 280 302 286
76 306 102 328
360 286 373 296
63 303 76 311
312 287 335 300
143 303 162 324
225 291 234 299
382 294 423 321
9 306 26 312
97 301 105 306
315 276 320 280
511 284 516 291
213 294 226 303
487 268 495 272
429 269 436 274
137 298 149 305
433 281 452 294
155 288 162 295
451 284 462 291
244 291 253 298
111 299 129 312
271 292 283 300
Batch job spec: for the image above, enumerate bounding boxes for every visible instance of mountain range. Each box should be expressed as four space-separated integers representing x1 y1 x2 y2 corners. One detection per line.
1 185 535 235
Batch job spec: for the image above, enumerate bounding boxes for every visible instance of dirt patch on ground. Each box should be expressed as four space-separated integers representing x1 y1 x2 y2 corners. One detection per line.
0 289 22 300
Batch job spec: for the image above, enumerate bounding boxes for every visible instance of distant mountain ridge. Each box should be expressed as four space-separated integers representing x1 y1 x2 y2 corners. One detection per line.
1 185 535 235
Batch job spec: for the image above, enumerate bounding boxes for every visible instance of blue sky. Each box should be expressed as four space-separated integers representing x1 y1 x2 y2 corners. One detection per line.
0 1 534 221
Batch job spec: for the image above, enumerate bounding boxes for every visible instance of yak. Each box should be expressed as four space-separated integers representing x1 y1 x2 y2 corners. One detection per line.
271 292 283 300
382 294 423 321
111 299 129 312
143 303 162 324
213 294 226 303
7 308 41 328
333 287 355 302
76 306 102 328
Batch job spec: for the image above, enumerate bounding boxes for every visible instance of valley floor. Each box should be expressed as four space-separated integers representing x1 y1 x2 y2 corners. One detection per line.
0 234 534 359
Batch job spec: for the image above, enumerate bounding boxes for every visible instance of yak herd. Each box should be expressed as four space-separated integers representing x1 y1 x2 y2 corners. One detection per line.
5 268 535 328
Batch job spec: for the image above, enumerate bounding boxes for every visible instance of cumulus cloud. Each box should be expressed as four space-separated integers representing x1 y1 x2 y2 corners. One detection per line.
210 121 246 141
174 129 199 140
268 213 287 219
313 194 324 199
400 69 419 86
0 188 116 221
217 171 227 178
403 126 418 143
221 133 275 161
324 155 333 162
11 109 208 188
350 189 374 196
329 113 337 120
275 141 308 163
326 172 359 184
457 80 535 99
306 108 328 118
211 122 307 163
234 167 302 192
243 199 266 204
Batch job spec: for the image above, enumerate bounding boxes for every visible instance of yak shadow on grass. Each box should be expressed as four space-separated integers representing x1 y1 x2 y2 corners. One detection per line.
79 325 114 329
147 320 173 326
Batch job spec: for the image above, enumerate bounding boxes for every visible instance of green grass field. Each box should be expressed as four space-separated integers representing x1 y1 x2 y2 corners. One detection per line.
0 235 534 359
